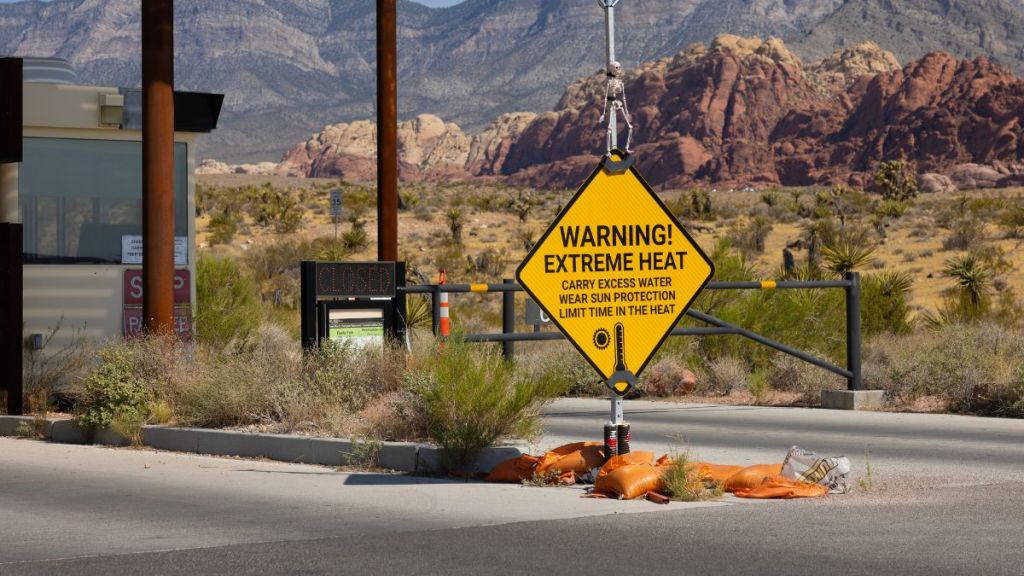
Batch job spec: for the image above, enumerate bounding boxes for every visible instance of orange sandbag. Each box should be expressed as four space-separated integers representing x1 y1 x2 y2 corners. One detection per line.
722 464 784 493
733 475 829 499
484 454 543 483
692 462 745 485
594 463 666 499
596 451 655 481
536 442 605 474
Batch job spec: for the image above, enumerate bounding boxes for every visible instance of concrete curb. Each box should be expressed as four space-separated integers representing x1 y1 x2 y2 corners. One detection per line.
0 416 523 474
0 415 54 438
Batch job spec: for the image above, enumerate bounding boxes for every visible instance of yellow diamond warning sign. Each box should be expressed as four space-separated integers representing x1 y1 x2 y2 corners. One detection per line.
516 155 714 395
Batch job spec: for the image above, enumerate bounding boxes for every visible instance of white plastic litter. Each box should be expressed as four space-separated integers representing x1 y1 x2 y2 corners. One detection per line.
781 446 852 493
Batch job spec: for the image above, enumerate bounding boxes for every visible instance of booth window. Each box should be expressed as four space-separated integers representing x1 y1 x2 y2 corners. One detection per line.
19 137 188 264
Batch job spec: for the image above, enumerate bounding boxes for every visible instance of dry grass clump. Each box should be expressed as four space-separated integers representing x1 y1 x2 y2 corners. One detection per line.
767 354 844 406
65 323 576 456
662 451 723 502
864 323 1024 415
641 358 697 397
700 357 751 395
514 341 605 397
72 327 407 438
21 320 92 414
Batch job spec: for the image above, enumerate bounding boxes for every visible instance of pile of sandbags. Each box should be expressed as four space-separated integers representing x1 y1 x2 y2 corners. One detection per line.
486 441 606 484
487 443 847 501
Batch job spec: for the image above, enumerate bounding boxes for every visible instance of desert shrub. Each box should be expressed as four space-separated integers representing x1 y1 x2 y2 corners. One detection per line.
466 247 510 280
196 253 262 348
342 221 369 251
407 339 568 469
727 215 773 258
818 184 873 225
760 189 781 208
506 189 539 223
413 206 434 222
314 237 350 261
246 184 306 233
766 354 843 406
672 188 715 221
355 389 429 441
303 339 406 414
861 270 914 335
74 343 152 431
691 239 757 316
516 227 537 251
207 208 239 245
398 188 420 211
746 371 772 405
445 207 466 245
640 358 696 397
873 160 918 202
998 205 1024 238
693 275 845 373
942 216 985 251
700 357 750 395
864 324 1024 414
22 320 91 413
519 342 604 397
919 254 996 325
875 199 909 219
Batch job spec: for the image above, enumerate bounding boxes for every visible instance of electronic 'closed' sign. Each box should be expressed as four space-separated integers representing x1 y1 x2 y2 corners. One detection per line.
315 262 396 299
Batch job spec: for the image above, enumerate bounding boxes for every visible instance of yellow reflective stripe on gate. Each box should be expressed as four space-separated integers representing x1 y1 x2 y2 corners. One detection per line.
760 281 777 290
469 284 489 293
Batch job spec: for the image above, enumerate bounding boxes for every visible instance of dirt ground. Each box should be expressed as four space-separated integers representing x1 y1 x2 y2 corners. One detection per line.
197 174 1024 315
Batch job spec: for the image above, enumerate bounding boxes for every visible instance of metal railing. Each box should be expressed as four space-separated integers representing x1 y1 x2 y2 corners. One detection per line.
400 271 863 391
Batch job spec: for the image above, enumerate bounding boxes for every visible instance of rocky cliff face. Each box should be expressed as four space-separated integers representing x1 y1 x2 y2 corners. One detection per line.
4 0 1024 162
275 112 530 181
273 35 1024 190
501 35 843 188
496 37 1024 189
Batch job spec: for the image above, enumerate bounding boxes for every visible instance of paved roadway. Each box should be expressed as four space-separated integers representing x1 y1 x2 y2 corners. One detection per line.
1 399 1022 575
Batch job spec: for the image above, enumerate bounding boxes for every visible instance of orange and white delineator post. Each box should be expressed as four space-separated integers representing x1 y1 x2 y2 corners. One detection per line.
439 269 450 339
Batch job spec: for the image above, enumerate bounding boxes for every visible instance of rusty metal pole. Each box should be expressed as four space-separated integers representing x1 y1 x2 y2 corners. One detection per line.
142 0 175 333
377 0 398 262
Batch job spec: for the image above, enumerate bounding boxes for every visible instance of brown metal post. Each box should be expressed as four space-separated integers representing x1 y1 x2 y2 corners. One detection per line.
1 57 23 414
1 224 23 415
377 0 398 262
142 0 175 333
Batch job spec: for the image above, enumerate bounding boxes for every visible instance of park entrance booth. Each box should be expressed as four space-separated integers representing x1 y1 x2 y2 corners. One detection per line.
8 57 222 350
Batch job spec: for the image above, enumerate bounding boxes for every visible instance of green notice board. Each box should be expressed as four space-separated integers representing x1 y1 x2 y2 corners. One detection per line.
327 309 385 348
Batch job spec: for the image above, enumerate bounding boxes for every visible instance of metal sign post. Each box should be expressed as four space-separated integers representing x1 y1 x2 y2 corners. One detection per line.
518 1 713 463
600 0 624 458
599 0 619 153
330 188 342 241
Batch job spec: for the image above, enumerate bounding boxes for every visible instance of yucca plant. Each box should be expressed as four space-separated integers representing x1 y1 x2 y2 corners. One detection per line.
862 270 914 334
943 254 993 312
822 228 877 276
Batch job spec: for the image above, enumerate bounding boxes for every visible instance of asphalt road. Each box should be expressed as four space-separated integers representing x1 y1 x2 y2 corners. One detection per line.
2 399 1022 575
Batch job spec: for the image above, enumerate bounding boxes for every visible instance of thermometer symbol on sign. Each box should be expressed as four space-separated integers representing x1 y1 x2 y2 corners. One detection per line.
607 323 636 396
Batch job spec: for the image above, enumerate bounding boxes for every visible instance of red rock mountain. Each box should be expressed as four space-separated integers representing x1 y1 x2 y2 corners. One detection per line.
276 35 1024 190
500 35 1024 189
